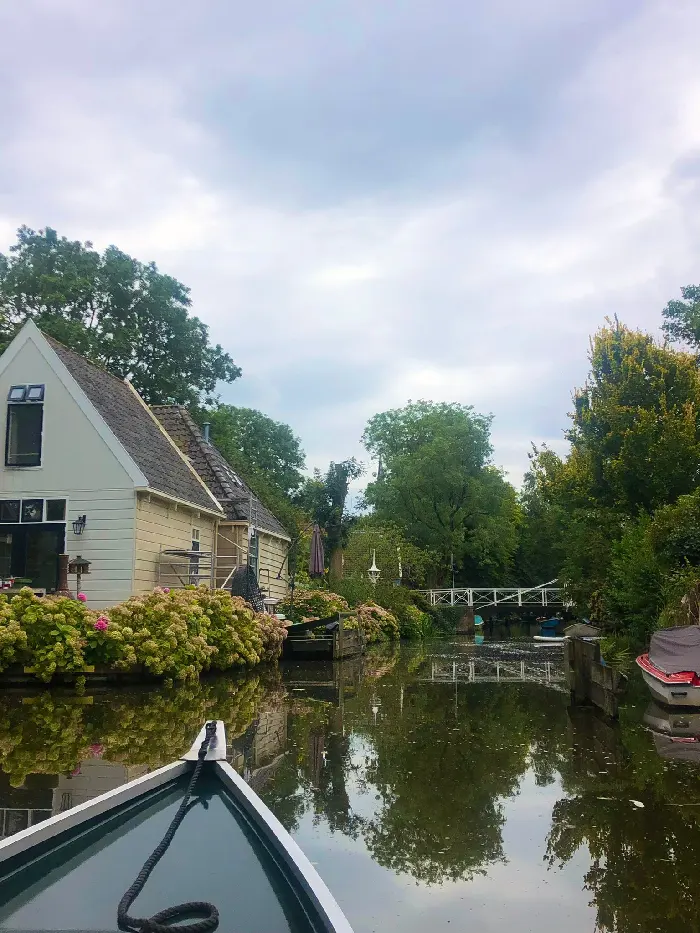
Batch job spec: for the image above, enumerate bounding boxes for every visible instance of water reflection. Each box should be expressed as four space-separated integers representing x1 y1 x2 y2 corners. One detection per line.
4 642 700 931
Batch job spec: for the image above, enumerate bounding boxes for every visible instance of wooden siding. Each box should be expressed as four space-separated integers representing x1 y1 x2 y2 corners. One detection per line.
258 531 289 601
0 337 137 608
134 494 216 592
214 524 289 600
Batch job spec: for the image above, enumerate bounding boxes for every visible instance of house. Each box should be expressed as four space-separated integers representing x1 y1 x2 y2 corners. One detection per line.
152 406 291 602
0 321 290 607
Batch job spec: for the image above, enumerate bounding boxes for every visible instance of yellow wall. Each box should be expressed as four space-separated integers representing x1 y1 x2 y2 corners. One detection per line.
215 523 289 600
134 493 217 592
258 531 289 601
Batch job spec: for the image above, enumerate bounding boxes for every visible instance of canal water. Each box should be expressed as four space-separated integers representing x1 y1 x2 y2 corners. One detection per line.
2 638 700 933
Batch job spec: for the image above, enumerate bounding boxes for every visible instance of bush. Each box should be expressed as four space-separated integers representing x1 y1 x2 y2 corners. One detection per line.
277 588 349 624
396 604 432 639
354 602 400 643
0 585 288 684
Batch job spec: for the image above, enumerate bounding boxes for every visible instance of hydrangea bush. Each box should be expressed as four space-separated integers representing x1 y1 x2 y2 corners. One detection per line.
277 588 349 624
0 585 287 684
353 601 401 643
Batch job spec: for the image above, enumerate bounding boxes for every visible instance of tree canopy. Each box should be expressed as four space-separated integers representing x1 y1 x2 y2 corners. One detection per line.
363 401 520 584
0 226 240 406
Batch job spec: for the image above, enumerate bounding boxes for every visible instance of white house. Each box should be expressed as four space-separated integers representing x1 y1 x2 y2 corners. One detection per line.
0 321 225 606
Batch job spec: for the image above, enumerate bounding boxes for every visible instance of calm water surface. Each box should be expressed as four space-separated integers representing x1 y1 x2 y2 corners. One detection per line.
1 638 699 933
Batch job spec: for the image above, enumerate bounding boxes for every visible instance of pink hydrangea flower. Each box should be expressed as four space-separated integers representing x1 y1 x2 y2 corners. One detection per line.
89 743 105 758
93 617 109 631
77 592 87 602
163 587 170 594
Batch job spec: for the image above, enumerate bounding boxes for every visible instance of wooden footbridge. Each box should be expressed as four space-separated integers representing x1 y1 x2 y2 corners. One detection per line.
424 579 567 609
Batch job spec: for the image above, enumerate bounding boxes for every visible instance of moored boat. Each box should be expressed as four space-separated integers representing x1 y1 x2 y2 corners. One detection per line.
637 626 700 708
0 721 353 933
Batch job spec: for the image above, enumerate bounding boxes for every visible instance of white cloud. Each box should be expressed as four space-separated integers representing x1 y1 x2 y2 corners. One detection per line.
1 0 700 487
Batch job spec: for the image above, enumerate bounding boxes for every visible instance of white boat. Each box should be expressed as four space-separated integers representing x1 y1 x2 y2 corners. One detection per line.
0 720 353 933
637 626 700 708
533 635 566 644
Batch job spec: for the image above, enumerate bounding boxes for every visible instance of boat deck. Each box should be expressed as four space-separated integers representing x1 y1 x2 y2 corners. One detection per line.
0 772 321 932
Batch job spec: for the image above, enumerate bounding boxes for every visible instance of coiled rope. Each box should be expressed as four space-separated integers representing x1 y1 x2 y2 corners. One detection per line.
117 720 220 933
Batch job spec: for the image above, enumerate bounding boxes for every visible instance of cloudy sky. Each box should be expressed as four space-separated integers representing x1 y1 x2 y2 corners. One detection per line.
2 1 700 490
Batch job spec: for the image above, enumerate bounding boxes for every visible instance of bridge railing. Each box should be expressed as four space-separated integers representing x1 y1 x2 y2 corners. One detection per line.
423 584 568 608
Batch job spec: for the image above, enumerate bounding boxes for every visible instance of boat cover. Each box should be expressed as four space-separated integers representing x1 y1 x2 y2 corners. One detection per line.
649 625 700 675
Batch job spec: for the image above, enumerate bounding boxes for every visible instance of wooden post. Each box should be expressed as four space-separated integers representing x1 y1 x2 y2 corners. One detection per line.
56 554 70 597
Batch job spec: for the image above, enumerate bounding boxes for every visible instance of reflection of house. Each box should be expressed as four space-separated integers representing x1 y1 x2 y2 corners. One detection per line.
0 772 56 839
152 407 290 601
53 760 149 813
230 708 288 791
0 322 290 606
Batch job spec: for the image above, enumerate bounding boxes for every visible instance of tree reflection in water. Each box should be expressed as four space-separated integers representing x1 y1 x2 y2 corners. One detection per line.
5 645 700 932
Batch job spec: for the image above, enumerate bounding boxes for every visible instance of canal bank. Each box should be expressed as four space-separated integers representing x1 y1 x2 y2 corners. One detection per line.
1 639 698 933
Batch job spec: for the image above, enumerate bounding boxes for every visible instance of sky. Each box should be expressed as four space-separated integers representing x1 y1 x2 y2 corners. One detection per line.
1 0 700 491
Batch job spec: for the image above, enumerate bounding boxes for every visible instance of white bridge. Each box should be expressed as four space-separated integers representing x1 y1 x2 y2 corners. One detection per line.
425 659 565 689
424 579 567 609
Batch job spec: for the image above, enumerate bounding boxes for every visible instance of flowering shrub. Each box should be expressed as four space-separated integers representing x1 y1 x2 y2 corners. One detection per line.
0 596 27 670
0 586 287 684
8 589 92 682
277 588 349 625
353 601 401 643
397 604 432 639
256 612 289 661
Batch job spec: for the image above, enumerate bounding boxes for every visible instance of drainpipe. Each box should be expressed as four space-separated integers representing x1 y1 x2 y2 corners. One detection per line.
203 422 211 444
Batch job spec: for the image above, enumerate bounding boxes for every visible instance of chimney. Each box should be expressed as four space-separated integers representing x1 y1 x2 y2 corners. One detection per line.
203 422 211 444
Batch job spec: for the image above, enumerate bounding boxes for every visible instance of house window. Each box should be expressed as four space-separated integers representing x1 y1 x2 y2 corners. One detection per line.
21 500 44 523
5 385 44 467
0 498 67 524
46 499 66 522
189 528 201 582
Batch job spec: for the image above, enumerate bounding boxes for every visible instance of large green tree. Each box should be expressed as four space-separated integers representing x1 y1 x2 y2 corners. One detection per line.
295 459 364 577
198 405 305 498
0 226 240 406
363 401 519 584
662 283 700 348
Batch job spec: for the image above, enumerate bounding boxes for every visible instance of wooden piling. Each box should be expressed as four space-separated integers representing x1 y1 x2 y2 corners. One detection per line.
565 636 627 719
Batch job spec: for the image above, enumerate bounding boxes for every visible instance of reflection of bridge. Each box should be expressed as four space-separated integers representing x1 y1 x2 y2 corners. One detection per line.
424 659 566 689
424 581 566 609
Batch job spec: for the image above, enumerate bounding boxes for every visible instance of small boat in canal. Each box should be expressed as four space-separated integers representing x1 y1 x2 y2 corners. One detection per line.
637 625 700 708
0 721 353 933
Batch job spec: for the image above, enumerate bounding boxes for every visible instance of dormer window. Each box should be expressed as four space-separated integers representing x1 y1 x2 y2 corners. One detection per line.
5 385 45 467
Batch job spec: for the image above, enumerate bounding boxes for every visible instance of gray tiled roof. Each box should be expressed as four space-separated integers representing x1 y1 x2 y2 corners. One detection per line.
152 406 290 539
46 337 223 514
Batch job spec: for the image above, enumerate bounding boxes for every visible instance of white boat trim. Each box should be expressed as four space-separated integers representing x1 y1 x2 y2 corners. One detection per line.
0 759 187 862
0 719 354 933
216 760 354 933
641 670 700 708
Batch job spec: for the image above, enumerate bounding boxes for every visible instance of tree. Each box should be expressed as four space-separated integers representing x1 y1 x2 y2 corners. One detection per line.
197 405 305 497
0 226 240 406
295 459 364 578
362 401 519 584
662 283 700 348
569 320 700 514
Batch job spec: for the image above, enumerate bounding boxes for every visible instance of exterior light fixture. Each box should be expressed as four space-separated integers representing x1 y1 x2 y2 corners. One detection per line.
367 549 381 586
72 515 87 535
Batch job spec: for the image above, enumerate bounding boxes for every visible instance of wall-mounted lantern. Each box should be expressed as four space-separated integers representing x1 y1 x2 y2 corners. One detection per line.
72 515 87 535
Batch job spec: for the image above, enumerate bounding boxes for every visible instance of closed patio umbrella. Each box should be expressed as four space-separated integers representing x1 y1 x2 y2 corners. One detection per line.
309 523 325 578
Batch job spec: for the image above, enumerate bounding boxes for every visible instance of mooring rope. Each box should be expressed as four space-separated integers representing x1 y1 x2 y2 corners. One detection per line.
117 720 220 933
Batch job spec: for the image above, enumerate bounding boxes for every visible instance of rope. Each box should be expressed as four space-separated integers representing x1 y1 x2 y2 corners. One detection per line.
117 721 220 933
